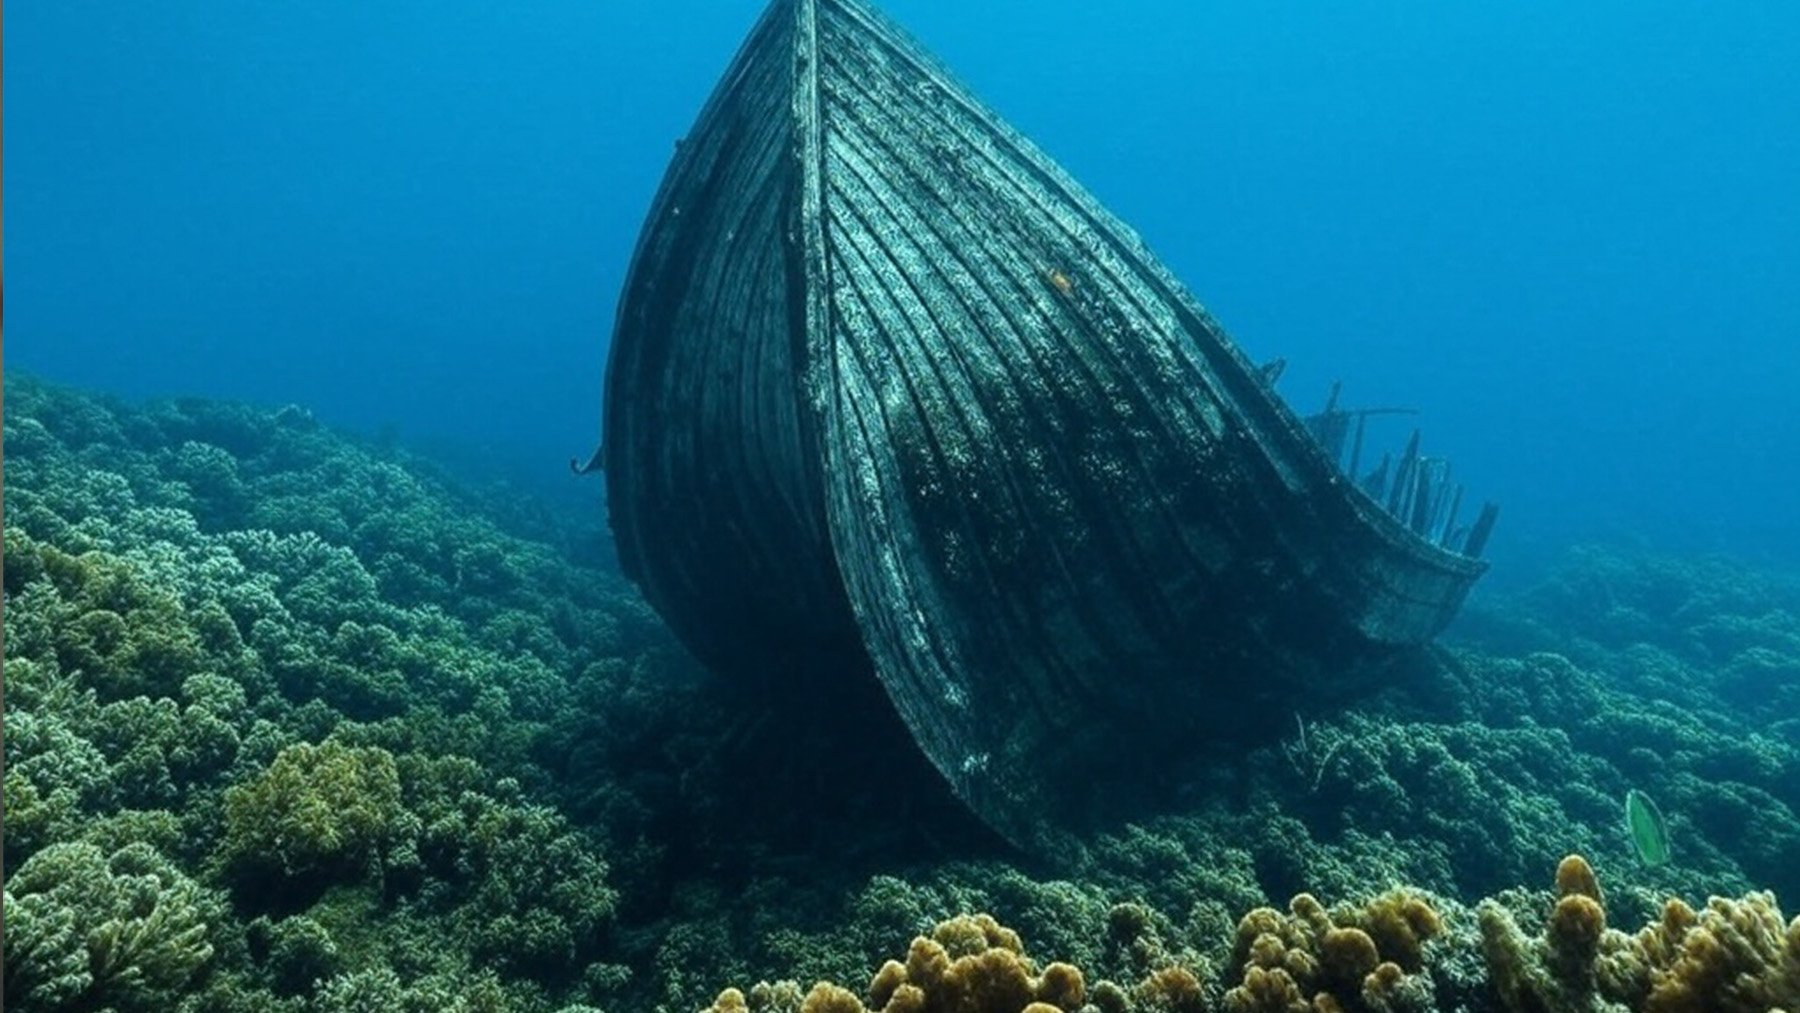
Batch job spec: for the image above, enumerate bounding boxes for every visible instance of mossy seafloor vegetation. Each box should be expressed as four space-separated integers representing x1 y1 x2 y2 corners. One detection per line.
3 375 1797 1013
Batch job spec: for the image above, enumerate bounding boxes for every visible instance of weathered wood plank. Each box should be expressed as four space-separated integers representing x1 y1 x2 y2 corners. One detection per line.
600 0 1495 848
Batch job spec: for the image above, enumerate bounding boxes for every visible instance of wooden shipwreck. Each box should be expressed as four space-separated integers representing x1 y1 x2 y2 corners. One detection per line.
589 0 1495 847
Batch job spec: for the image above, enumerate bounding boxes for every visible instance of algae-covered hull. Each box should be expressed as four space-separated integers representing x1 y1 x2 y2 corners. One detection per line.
597 0 1491 847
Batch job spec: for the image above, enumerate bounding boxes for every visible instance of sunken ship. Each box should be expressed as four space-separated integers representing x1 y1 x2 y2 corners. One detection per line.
587 0 1496 847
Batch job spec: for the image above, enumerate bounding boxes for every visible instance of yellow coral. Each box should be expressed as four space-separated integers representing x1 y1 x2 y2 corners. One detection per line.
704 921 1079 1013
1035 962 1086 1010
801 983 865 1013
700 867 1798 1013
1317 927 1380 992
1232 908 1289 971
1226 888 1441 1009
1133 964 1205 1013
1482 853 1800 1013
934 914 1024 958
880 984 926 1013
1642 892 1800 1013
710 981 811 1013
1547 894 1607 985
1347 892 1442 973
1223 965 1310 1013
1553 854 1603 904
1479 858 1637 1013
940 946 1035 1012
870 961 908 1009
1290 895 1333 938
1360 960 1433 1013
905 936 953 994
752 915 1087 1013
1361 960 1404 997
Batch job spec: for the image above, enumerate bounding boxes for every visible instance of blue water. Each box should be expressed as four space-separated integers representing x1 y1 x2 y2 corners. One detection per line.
9 0 1800 575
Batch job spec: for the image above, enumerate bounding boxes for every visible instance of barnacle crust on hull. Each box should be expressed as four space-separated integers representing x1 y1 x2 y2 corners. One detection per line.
597 0 1493 849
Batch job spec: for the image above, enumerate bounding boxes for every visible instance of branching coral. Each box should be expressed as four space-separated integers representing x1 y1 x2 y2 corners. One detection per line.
6 537 206 701
1636 890 1800 1013
220 739 403 883
3 377 646 1010
704 915 1086 1013
1481 854 1800 1013
1 888 94 1009
2 841 218 1011
256 914 344 996
1222 890 1442 1013
697 867 1797 1013
422 780 619 976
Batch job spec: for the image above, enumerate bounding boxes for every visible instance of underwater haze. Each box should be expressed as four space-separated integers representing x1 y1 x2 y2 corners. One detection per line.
10 0 1800 571
7 3 1800 1013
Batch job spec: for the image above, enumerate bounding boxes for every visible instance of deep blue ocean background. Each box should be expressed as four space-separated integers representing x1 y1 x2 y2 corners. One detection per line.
11 1 1799 582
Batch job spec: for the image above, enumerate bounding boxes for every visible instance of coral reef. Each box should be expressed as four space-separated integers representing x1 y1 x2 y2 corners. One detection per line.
1479 854 1800 1013
701 866 1799 1013
6 375 1799 1013
700 914 1086 1013
1221 890 1442 1012
220 740 403 882
3 377 653 1010
3 841 218 1011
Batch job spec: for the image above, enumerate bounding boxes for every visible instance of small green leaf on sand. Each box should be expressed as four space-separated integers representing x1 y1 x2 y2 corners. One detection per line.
1626 788 1671 866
